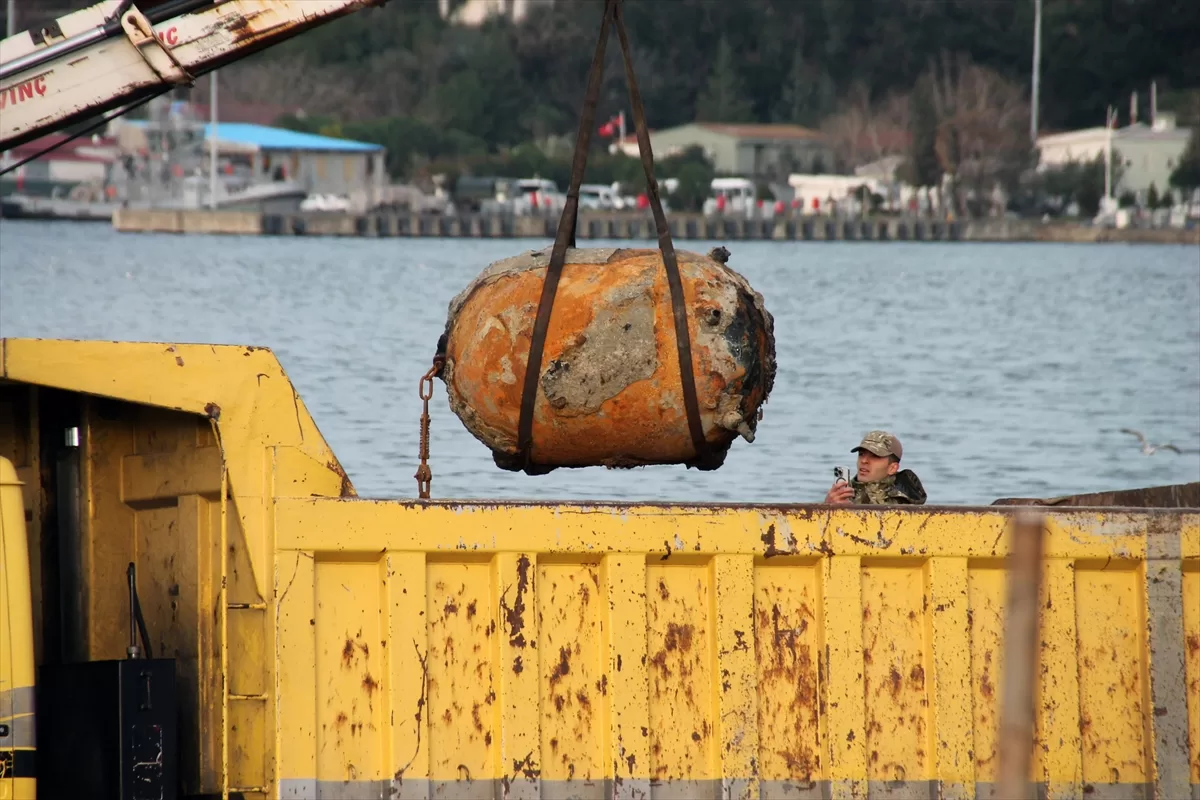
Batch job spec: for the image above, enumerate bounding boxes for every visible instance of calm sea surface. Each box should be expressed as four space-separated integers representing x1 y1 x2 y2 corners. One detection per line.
1 219 1197 505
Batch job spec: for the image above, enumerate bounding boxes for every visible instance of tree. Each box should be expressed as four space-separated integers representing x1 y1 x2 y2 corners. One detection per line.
216 58 369 119
1169 126 1200 195
773 53 836 127
925 53 1034 217
419 23 530 146
695 38 754 123
1036 152 1120 217
821 84 910 172
896 75 941 189
671 161 715 212
188 0 1200 176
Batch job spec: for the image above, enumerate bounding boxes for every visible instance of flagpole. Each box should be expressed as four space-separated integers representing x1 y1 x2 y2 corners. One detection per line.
1030 0 1042 142
209 69 218 209
1104 106 1115 204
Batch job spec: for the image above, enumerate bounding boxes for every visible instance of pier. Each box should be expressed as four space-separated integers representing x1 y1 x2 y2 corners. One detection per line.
110 208 1199 245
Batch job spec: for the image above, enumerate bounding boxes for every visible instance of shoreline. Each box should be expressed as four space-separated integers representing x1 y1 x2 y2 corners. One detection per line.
6 208 1197 245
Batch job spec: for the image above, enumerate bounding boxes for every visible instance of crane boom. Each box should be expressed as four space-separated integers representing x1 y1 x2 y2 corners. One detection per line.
0 0 384 152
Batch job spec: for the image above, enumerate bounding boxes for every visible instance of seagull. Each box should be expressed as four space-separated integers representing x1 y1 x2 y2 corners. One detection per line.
1119 428 1188 455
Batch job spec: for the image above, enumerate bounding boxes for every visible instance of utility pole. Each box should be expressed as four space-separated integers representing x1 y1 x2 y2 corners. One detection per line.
209 70 218 210
6 0 17 38
1030 0 1042 143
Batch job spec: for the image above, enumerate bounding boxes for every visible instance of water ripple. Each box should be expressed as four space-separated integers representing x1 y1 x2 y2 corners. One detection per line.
1 222 1197 505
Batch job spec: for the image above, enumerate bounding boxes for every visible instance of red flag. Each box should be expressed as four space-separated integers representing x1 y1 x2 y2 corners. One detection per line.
598 119 615 137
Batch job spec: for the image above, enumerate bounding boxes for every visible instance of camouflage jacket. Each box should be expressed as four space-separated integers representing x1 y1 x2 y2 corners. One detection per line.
850 470 927 505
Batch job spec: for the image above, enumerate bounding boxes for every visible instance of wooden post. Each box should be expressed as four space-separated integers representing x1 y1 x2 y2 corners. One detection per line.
995 511 1046 799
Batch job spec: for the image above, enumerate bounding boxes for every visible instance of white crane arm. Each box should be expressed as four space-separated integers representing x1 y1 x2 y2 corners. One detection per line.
0 0 384 151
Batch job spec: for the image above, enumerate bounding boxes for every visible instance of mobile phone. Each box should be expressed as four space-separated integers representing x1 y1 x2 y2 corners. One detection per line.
833 466 851 484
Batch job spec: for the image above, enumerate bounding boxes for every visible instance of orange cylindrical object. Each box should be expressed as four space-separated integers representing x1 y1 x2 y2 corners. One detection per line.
438 247 775 472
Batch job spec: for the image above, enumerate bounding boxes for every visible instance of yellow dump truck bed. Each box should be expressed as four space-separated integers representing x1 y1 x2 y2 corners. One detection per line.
0 338 1196 799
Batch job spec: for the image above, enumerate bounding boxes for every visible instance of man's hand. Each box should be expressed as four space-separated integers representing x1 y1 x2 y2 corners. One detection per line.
824 481 853 504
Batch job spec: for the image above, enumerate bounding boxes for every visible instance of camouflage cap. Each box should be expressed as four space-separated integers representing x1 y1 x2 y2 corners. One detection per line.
852 430 902 460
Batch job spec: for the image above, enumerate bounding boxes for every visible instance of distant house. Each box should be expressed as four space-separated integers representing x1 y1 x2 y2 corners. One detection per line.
204 123 386 197
1037 114 1191 197
117 120 386 198
612 122 835 181
438 0 540 25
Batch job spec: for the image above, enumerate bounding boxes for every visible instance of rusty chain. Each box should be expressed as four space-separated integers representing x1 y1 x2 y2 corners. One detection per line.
414 357 444 499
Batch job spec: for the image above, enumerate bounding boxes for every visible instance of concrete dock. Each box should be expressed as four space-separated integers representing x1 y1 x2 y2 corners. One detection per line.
111 208 1200 245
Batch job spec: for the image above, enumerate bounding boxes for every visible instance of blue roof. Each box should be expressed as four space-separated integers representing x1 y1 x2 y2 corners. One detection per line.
200 122 383 152
122 119 382 153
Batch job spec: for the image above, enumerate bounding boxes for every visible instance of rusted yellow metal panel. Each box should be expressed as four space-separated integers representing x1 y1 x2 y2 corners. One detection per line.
1076 565 1150 785
600 555 651 794
538 558 604 785
754 560 821 788
646 560 715 786
272 500 1198 799
1 338 355 604
928 557 973 795
0 457 36 800
1184 562 1200 790
712 555 758 798
0 387 43 666
860 561 933 785
2 339 1197 799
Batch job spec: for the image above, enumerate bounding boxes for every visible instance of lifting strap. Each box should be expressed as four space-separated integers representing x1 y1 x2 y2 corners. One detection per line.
516 0 708 471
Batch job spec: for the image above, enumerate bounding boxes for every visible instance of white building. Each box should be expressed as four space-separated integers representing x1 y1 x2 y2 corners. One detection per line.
1036 113 1190 196
613 123 835 182
438 0 541 25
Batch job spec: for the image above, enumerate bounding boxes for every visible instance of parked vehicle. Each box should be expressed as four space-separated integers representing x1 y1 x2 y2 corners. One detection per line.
702 177 757 217
452 175 517 213
513 178 566 214
578 183 619 210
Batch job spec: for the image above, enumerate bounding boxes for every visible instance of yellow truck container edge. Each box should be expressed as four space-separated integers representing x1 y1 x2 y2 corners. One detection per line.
1 338 1196 800
0 456 36 800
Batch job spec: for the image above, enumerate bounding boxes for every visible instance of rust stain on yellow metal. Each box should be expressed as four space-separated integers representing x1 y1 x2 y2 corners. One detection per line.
967 565 1006 781
712 554 759 799
538 560 603 782
861 562 933 784
314 559 385 785
1075 565 1149 785
1 339 1197 799
645 562 715 782
426 561 495 781
926 557 973 794
1035 560 1086 797
754 561 823 784
599 555 651 790
1183 561 1200 787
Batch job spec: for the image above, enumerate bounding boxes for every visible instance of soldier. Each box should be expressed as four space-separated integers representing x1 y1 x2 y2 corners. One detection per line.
824 430 927 505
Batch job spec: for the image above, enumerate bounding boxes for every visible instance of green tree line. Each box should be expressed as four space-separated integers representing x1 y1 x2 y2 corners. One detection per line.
254 0 1197 168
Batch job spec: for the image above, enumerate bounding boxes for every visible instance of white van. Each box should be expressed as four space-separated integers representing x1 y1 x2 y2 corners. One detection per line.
703 177 757 217
579 183 618 210
514 178 565 214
